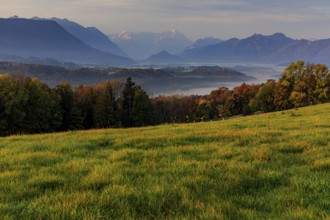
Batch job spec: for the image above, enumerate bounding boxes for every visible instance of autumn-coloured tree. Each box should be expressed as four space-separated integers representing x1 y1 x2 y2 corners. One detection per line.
74 85 94 129
225 83 259 116
312 64 330 103
0 61 329 136
208 87 232 118
93 81 118 128
274 61 330 109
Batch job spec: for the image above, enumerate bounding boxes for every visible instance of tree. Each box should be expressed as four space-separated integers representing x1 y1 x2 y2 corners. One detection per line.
225 83 259 116
208 87 231 119
121 77 135 127
0 74 27 136
74 86 94 129
274 61 330 109
250 80 276 112
274 61 305 110
22 77 61 133
313 64 330 103
132 85 152 126
93 81 118 128
195 99 212 121
55 81 75 131
179 95 199 123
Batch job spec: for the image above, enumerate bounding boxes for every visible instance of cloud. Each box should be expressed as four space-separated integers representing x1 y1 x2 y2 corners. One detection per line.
1 0 330 40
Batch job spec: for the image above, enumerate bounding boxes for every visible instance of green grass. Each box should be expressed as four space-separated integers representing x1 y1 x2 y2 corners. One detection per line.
0 103 330 219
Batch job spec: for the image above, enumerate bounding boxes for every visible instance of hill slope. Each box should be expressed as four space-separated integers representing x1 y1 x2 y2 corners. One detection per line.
50 18 128 57
0 18 134 66
141 50 185 64
0 103 329 219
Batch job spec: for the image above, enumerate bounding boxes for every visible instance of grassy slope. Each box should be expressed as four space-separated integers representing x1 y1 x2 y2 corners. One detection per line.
0 103 329 219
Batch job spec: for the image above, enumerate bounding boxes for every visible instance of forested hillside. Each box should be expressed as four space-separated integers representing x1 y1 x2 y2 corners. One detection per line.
0 61 329 136
0 62 253 94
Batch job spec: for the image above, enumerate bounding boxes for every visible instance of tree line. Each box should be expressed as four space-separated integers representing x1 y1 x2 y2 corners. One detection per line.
0 61 329 136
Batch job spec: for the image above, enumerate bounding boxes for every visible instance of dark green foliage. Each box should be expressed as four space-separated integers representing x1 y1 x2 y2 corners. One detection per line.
75 86 95 129
22 77 62 133
132 86 152 126
121 77 135 127
250 80 276 112
195 99 212 121
0 74 61 135
0 74 28 135
151 95 199 124
120 78 153 127
55 81 75 130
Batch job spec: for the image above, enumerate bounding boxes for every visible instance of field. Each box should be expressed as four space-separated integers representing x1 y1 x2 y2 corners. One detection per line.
0 103 330 219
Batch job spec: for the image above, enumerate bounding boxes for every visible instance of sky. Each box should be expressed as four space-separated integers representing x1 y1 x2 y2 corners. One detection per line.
1 0 330 40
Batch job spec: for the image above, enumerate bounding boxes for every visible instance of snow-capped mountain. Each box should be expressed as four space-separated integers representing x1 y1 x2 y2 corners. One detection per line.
110 30 192 60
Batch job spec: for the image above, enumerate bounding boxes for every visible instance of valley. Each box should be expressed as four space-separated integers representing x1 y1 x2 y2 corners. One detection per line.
0 13 329 219
0 62 256 95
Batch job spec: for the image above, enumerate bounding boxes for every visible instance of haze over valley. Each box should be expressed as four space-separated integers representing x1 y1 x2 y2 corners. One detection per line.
0 16 328 95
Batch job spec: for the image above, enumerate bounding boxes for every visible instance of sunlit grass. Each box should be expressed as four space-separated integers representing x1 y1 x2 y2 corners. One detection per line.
0 103 329 219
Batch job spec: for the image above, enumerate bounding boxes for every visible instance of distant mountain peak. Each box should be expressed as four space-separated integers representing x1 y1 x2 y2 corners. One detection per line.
110 30 192 59
142 50 184 64
272 32 287 37
51 17 69 22
181 32 296 63
187 37 223 50
157 50 172 56
9 15 20 19
247 32 290 40
170 29 177 33
114 31 134 40
160 29 187 38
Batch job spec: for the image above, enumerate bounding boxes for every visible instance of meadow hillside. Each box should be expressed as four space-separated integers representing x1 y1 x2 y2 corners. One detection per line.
0 103 329 219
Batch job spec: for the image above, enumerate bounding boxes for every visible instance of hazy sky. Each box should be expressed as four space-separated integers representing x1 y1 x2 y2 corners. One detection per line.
1 0 330 40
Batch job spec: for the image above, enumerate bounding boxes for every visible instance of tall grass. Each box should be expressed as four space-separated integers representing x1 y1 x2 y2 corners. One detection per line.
0 103 329 219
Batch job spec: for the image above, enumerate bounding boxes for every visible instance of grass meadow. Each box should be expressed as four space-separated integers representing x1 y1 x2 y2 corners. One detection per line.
0 103 330 219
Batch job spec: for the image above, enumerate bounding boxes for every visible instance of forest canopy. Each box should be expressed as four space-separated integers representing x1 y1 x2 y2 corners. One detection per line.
0 61 329 136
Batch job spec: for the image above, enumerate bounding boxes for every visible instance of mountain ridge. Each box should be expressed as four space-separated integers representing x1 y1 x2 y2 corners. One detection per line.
49 17 128 58
110 30 192 60
182 33 295 63
181 33 330 65
0 18 135 66
141 50 185 65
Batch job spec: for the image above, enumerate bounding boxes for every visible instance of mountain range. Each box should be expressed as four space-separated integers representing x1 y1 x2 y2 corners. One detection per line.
0 18 134 66
181 33 330 65
2 16 330 67
185 37 223 50
110 30 193 60
46 17 128 58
